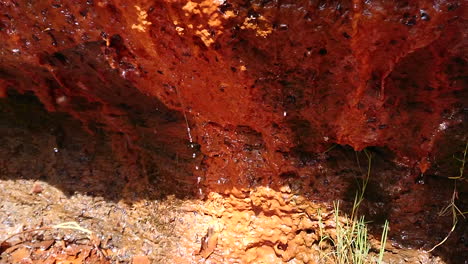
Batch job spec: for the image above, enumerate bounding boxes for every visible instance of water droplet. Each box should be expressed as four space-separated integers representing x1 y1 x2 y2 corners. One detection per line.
438 122 448 131
121 70 127 78
53 147 59 153
56 95 67 104
192 153 196 158
283 111 287 117
278 24 288 30
420 10 431 21
12 48 20 53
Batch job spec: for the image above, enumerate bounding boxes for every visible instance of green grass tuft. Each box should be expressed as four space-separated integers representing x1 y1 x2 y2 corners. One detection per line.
318 150 390 264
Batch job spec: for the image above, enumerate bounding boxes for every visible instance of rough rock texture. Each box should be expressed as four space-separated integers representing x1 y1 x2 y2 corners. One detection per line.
1 0 466 186
0 0 467 263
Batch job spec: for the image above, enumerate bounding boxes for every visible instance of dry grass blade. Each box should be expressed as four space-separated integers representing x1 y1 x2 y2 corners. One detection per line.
428 140 468 252
1 221 93 246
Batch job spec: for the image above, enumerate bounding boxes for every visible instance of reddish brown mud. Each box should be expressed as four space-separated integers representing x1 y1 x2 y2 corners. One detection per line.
0 1 467 263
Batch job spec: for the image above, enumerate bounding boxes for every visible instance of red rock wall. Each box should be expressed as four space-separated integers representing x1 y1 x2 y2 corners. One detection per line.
0 0 466 190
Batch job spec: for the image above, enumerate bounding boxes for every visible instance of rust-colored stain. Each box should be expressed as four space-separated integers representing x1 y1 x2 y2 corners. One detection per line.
0 0 467 263
0 0 465 176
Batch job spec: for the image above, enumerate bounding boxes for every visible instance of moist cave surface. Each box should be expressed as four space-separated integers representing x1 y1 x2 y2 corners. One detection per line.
0 0 467 263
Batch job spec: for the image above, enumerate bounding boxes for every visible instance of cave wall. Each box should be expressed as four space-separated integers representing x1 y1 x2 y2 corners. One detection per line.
0 0 466 192
1 1 468 262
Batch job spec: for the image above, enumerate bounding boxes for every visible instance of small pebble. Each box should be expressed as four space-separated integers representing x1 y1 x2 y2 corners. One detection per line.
31 182 43 194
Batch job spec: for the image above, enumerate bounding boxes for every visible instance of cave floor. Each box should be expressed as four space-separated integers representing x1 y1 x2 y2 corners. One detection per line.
0 178 447 264
0 178 206 263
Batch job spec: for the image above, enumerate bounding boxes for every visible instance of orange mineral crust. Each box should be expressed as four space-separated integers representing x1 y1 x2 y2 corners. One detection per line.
1 1 465 176
0 1 467 262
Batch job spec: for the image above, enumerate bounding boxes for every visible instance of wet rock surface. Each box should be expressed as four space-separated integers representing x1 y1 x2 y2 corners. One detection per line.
1 92 466 263
0 0 467 263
